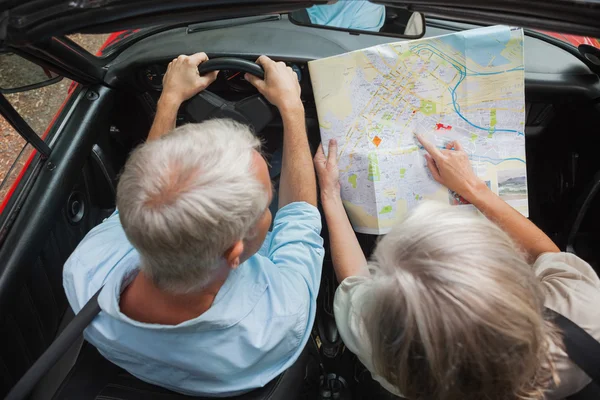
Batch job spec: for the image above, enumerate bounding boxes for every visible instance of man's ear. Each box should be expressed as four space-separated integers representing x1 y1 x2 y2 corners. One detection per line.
224 240 244 269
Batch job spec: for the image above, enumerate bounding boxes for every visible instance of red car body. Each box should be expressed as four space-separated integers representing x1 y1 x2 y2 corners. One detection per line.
543 32 600 49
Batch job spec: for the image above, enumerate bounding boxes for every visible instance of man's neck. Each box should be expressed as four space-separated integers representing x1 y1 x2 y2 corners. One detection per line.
119 270 228 325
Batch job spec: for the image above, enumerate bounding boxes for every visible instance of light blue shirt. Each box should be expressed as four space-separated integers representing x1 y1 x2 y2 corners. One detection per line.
306 1 385 32
63 202 324 397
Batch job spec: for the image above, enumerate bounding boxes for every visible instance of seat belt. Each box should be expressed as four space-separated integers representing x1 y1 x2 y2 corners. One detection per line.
546 308 600 384
6 290 598 400
6 287 103 400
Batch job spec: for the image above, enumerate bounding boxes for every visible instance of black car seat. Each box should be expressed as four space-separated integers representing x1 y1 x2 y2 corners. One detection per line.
8 284 312 400
53 341 310 400
5 236 313 400
7 263 313 400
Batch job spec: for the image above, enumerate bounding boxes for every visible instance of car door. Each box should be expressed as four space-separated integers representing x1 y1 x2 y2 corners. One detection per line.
0 43 120 397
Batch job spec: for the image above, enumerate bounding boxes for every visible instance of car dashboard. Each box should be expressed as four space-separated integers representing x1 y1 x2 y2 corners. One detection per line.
101 14 600 262
106 15 600 134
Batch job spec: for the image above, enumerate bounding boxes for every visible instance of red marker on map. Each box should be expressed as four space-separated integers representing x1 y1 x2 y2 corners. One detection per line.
435 123 453 131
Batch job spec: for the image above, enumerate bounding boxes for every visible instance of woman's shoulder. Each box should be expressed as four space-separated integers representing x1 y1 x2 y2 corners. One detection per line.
333 276 374 361
332 275 404 398
333 275 372 330
535 252 600 323
534 252 599 284
536 252 600 398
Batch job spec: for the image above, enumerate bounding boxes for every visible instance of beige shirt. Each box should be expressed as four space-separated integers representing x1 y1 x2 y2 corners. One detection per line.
334 252 600 399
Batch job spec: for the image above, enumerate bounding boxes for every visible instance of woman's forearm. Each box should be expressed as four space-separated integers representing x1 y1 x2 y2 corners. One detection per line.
415 134 558 261
467 183 560 261
322 194 369 282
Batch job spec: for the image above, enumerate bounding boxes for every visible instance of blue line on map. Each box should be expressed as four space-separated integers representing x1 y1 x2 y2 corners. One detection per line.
410 44 525 136
472 155 526 165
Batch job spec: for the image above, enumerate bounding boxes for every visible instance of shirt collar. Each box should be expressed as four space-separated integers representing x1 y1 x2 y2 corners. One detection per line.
98 255 269 332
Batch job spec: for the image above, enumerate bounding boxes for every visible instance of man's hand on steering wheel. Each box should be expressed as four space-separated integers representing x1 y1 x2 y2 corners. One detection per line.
148 52 217 141
162 52 219 105
245 56 302 113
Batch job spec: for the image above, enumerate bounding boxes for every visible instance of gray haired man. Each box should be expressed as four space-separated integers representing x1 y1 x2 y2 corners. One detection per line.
63 52 324 396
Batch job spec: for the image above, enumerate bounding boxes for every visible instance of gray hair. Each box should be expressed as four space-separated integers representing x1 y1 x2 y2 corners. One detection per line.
116 119 269 293
362 201 561 400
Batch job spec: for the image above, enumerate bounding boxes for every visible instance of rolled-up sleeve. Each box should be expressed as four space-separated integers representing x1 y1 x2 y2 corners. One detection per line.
265 202 325 297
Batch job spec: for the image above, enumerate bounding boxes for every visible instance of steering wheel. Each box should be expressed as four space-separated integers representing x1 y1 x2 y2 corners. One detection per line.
185 57 274 132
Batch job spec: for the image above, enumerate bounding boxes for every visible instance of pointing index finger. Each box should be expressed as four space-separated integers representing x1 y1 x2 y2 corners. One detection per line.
451 140 463 151
416 133 443 160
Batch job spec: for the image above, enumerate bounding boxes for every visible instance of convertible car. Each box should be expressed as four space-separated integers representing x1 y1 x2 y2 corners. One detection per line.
1 1 600 399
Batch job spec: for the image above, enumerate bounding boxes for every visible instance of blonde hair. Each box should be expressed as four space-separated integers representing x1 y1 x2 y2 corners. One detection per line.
362 202 561 400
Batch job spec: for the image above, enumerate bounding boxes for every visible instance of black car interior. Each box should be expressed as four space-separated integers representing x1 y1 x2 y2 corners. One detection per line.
1 14 600 400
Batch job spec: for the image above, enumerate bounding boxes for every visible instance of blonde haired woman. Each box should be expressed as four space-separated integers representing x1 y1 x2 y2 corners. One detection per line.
313 135 600 400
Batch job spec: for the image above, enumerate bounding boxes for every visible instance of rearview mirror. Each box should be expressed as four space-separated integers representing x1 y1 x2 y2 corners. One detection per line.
289 1 425 39
0 52 63 94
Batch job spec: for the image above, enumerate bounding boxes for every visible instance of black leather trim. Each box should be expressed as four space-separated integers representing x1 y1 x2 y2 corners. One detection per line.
0 85 115 311
0 85 115 398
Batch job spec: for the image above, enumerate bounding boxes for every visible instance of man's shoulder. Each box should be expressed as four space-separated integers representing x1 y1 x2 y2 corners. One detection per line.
66 211 136 268
63 211 139 311
257 202 324 302
240 253 311 315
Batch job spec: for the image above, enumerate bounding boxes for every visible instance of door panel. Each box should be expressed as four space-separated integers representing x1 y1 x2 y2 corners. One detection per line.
0 85 116 398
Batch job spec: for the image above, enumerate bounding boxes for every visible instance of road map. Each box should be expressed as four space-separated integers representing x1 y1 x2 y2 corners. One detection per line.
309 25 527 234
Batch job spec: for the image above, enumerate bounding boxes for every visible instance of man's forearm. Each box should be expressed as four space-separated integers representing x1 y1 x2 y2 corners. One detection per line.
278 106 318 208
467 185 560 261
147 96 181 141
322 195 369 282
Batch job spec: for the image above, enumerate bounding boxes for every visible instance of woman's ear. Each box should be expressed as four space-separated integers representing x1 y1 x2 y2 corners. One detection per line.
224 241 245 269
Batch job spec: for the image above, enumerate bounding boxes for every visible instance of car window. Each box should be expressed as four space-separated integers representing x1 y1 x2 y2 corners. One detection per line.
3 79 74 140
0 58 77 210
0 34 110 224
0 116 35 207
